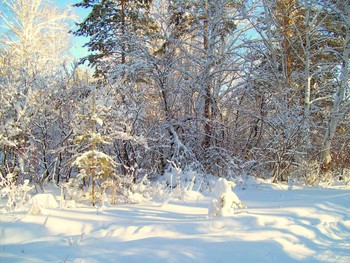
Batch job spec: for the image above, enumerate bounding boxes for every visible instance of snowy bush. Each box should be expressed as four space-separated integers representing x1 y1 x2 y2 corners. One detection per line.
292 160 335 186
208 178 245 218
0 172 33 211
341 169 350 185
151 181 168 201
61 174 150 206
156 166 204 202
62 178 90 205
100 178 122 205
128 175 154 203
100 176 150 205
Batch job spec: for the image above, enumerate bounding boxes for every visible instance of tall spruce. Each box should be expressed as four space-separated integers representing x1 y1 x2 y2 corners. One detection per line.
73 0 154 77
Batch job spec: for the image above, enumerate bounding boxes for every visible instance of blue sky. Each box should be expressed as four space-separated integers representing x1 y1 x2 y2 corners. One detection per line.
56 0 91 60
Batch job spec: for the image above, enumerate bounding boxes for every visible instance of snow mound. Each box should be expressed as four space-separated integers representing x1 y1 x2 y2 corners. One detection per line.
209 178 245 218
29 193 59 211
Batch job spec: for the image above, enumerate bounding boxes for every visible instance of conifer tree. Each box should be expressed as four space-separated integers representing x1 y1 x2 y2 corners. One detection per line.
72 91 116 206
73 0 154 76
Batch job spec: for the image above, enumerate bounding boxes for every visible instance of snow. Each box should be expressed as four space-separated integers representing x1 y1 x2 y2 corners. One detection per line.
1 181 350 263
208 178 244 218
30 194 59 209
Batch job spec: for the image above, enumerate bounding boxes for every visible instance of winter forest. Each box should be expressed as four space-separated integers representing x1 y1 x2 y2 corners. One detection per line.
1 0 349 202
0 0 350 262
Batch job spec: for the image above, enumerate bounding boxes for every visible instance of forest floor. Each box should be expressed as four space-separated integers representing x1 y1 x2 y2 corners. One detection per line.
1 180 350 262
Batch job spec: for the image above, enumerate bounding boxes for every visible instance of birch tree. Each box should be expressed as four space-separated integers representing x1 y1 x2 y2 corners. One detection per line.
0 0 73 80
0 0 75 187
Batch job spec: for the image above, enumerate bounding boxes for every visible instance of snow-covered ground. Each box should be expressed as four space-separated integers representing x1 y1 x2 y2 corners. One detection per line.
1 181 350 263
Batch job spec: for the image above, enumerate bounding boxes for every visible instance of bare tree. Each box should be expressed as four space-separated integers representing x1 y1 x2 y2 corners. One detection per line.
0 0 74 80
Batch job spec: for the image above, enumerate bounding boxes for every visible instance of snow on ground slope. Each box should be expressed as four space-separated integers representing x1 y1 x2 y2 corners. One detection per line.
1 188 350 263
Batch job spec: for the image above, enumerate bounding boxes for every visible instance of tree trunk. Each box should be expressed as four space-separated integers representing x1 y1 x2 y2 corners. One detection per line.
91 92 97 206
278 0 294 87
202 1 212 150
121 0 126 64
304 0 311 151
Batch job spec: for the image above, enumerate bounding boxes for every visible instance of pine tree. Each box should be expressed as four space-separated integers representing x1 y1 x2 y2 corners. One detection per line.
73 0 156 179
72 91 116 206
73 0 155 76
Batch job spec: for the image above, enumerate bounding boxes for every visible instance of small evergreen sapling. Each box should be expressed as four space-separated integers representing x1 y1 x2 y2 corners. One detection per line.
72 92 116 206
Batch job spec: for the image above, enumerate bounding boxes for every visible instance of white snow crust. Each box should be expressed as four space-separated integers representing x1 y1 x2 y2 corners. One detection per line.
1 179 350 263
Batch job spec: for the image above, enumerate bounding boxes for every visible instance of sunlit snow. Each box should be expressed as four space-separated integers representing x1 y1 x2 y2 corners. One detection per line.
1 179 349 263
